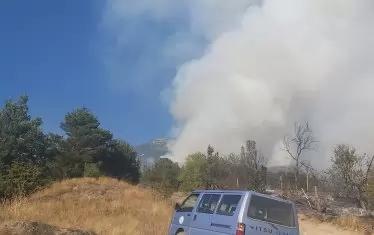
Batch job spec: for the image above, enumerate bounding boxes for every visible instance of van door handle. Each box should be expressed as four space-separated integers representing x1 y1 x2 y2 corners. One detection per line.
211 223 231 229
193 214 197 220
187 213 191 216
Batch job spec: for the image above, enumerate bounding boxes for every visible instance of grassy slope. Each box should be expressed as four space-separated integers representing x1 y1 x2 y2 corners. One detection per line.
0 177 371 235
0 178 172 235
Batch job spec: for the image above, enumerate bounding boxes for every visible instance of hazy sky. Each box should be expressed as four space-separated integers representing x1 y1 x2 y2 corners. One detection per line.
2 0 374 168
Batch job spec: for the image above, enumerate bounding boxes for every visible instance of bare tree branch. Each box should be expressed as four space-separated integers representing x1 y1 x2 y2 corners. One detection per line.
282 121 317 188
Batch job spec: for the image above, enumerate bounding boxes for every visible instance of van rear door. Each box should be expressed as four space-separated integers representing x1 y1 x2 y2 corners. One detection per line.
245 194 299 235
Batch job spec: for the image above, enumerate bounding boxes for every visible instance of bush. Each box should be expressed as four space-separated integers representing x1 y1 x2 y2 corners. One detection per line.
0 162 46 199
83 163 102 178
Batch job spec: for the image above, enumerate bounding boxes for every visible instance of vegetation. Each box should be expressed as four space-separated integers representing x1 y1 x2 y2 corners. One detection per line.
327 144 374 210
0 95 140 199
0 94 374 234
0 177 371 235
282 121 317 189
0 178 172 235
142 122 374 211
2 95 373 209
142 142 268 193
0 94 373 211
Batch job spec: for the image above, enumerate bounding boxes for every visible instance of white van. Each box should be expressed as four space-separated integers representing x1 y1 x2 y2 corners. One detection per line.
168 190 299 235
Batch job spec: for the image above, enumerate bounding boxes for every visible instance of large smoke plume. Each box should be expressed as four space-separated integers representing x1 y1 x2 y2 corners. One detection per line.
105 0 374 168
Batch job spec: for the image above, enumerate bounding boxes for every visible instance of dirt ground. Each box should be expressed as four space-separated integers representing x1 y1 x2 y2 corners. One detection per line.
299 217 367 235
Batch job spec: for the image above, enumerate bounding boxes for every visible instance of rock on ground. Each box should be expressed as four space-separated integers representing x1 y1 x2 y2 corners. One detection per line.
0 221 96 235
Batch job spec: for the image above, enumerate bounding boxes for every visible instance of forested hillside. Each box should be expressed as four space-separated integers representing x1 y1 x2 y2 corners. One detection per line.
135 138 169 162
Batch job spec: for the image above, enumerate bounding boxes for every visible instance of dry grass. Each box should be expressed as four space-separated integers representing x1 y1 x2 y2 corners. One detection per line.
0 178 372 235
0 177 173 235
332 216 373 234
333 216 363 231
301 213 374 234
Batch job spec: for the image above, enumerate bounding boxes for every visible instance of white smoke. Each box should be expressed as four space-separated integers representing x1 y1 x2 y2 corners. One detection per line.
104 0 374 168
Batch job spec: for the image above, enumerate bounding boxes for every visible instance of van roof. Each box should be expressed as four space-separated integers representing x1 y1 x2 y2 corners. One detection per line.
191 190 294 204
192 189 247 194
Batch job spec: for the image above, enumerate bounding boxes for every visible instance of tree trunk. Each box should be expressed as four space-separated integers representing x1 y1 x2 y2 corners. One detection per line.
295 161 299 190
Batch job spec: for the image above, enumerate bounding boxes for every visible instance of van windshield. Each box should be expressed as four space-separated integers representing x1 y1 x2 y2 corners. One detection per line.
247 194 295 227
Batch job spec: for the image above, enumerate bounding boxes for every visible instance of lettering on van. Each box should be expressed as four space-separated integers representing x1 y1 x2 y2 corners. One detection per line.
248 225 290 235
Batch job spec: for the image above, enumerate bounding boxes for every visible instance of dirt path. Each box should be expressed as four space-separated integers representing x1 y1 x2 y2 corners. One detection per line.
299 219 363 235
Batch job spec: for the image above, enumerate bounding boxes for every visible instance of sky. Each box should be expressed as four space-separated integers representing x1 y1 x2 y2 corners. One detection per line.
2 0 374 168
0 0 179 145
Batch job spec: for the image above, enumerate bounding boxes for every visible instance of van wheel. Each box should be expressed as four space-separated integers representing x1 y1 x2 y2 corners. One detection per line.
176 231 185 235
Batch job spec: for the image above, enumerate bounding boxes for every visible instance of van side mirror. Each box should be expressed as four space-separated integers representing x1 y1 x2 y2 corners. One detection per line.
175 203 181 211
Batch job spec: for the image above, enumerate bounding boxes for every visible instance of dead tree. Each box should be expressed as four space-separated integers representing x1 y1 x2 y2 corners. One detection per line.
282 122 317 189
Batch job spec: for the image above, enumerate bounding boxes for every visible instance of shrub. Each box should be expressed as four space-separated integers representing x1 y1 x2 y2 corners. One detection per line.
0 162 46 199
83 163 102 178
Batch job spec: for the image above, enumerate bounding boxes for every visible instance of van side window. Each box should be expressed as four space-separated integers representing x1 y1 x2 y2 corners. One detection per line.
247 194 295 227
216 195 242 216
197 194 221 214
177 193 199 212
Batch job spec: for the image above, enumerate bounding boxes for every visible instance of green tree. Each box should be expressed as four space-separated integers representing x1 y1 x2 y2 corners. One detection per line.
205 145 228 189
0 95 49 171
100 140 140 183
60 107 113 160
0 95 142 199
54 151 87 178
58 107 140 182
328 144 374 210
0 162 45 198
144 158 180 193
0 95 50 198
179 152 207 192
58 107 112 177
44 133 70 180
227 140 267 192
244 140 267 192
